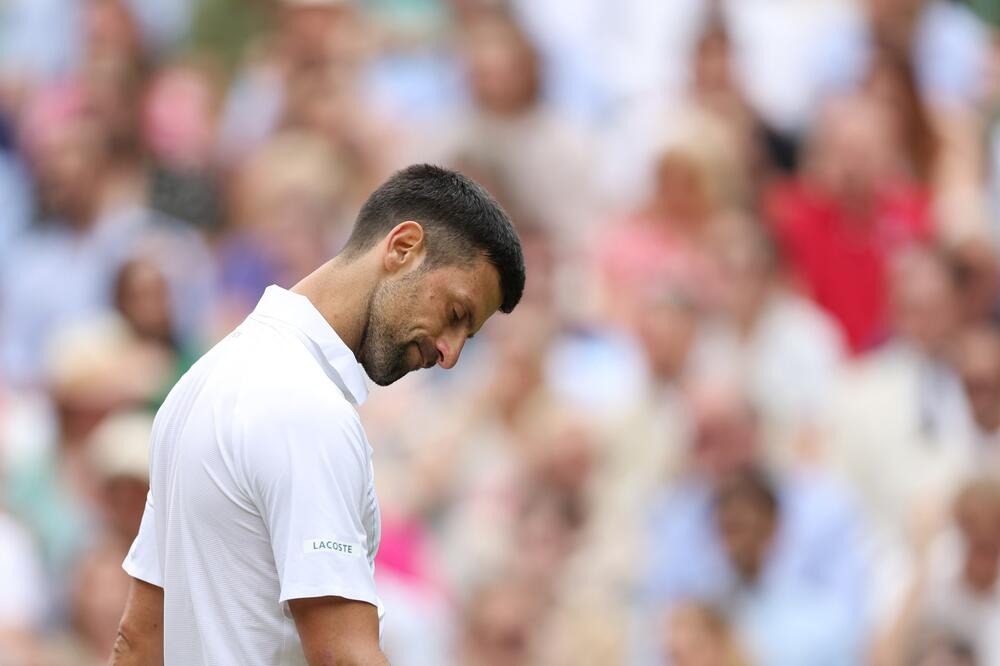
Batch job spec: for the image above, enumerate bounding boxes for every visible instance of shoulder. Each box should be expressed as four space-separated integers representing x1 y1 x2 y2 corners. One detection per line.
238 362 363 441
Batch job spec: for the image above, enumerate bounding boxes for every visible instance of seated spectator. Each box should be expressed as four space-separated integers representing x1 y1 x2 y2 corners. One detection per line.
216 130 349 331
764 94 932 353
818 0 992 113
114 257 202 408
442 8 600 242
142 60 225 231
823 250 988 548
874 476 1000 666
640 382 868 666
694 218 846 464
1 82 215 386
598 119 733 325
46 410 152 665
3 316 169 611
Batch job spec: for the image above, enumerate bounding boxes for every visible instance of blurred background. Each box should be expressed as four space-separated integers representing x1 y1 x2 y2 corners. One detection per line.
0 0 999 664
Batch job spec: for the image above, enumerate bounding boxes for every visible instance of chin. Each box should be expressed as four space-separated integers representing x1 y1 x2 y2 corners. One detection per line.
368 365 414 387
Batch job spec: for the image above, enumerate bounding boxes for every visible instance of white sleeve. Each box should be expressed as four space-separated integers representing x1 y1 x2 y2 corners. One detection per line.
244 393 378 608
122 490 163 587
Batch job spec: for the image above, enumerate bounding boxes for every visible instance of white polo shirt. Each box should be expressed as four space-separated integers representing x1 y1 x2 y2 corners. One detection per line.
123 286 383 666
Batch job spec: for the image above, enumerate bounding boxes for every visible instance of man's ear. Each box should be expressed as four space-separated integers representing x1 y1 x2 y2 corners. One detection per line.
382 221 426 274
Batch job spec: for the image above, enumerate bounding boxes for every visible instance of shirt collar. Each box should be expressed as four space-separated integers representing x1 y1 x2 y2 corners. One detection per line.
251 285 370 406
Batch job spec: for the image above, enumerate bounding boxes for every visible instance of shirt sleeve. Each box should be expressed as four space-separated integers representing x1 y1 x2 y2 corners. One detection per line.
122 490 163 587
242 392 378 609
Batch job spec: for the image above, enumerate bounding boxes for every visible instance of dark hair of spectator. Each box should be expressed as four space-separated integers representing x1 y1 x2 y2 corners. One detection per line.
714 466 780 517
342 164 526 314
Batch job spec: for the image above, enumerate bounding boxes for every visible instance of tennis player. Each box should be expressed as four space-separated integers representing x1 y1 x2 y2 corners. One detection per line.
109 164 525 665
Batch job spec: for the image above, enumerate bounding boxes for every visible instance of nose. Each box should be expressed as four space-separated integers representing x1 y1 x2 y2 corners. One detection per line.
435 333 466 370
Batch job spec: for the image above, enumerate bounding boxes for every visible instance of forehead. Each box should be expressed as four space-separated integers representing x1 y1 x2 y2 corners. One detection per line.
427 257 502 315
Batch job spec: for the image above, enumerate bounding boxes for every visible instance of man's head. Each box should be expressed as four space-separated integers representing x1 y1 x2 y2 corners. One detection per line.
340 164 525 385
952 325 1000 433
714 467 779 583
890 248 960 358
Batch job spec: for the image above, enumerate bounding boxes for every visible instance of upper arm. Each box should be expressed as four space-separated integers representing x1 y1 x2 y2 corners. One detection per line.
243 391 379 607
288 596 388 666
110 577 163 666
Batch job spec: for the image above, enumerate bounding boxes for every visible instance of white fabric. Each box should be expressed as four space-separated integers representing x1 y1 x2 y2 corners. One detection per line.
124 285 382 666
0 513 47 629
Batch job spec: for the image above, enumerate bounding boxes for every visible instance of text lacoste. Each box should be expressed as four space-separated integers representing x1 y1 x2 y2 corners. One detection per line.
303 539 357 555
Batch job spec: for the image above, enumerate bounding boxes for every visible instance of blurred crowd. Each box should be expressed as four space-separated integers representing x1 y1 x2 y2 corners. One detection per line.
1 0 1000 664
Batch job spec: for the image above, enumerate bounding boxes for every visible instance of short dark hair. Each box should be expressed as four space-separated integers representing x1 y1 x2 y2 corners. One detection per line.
342 164 525 314
713 466 779 517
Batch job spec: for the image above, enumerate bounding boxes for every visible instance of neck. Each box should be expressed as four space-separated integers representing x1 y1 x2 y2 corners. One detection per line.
292 255 375 356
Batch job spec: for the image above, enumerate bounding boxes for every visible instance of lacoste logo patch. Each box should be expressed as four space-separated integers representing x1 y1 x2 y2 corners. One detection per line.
303 538 360 555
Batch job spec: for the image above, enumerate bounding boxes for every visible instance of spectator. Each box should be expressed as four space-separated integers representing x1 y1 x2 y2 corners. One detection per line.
951 325 1000 467
640 382 868 666
765 94 932 353
216 130 349 329
946 235 1000 328
823 249 977 546
442 9 600 242
46 410 152 665
455 576 543 666
142 60 225 231
875 476 1000 666
0 82 215 386
819 0 992 113
693 218 846 464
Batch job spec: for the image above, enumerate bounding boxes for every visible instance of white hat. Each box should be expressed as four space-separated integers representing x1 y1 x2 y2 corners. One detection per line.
88 411 154 482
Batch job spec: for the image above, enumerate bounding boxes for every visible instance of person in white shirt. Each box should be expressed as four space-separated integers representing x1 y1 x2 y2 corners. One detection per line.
109 164 526 666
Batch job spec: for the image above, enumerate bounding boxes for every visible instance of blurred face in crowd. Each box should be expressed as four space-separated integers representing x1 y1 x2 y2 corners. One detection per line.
85 0 142 65
807 96 903 206
531 418 593 495
462 580 539 666
712 220 774 327
24 93 107 225
486 307 550 419
516 487 586 586
949 239 1000 326
653 151 713 227
115 258 175 345
663 603 741 666
360 247 503 386
101 473 150 543
280 2 362 67
890 250 959 357
953 327 1000 433
954 481 1000 594
236 132 346 283
688 384 759 478
714 472 778 583
867 0 927 39
633 293 699 382
143 65 219 169
464 14 541 115
692 25 736 105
